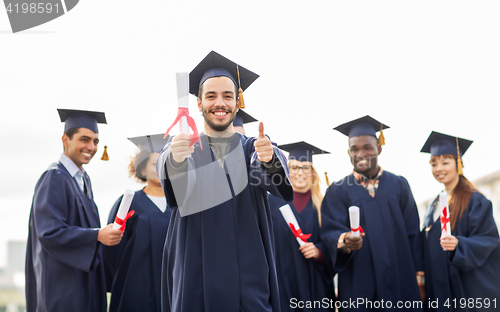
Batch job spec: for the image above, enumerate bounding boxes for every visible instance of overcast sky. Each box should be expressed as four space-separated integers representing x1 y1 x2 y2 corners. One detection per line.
1 1 500 266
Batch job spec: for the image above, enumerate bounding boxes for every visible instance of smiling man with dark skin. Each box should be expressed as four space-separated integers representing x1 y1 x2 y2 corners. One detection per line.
320 116 423 311
25 109 122 312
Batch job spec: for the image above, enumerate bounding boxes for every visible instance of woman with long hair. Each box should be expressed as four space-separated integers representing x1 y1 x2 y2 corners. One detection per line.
420 131 500 311
269 141 335 312
103 134 171 312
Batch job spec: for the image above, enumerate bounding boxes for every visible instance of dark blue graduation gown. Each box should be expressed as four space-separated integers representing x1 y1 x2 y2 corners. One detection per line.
25 162 106 312
103 189 171 312
269 195 335 311
321 171 423 311
422 191 500 312
157 133 293 312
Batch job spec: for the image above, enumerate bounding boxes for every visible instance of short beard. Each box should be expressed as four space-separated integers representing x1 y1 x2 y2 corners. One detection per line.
202 105 236 132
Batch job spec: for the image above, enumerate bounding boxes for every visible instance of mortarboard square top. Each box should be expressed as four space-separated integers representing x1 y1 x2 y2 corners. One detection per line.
334 115 389 138
189 51 259 97
233 110 258 127
279 141 330 163
128 134 169 154
58 109 106 133
420 131 473 157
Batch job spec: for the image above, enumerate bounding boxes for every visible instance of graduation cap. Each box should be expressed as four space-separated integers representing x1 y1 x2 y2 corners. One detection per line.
279 141 330 163
189 51 259 108
233 110 258 127
334 115 389 145
57 109 106 133
128 133 169 154
420 131 473 175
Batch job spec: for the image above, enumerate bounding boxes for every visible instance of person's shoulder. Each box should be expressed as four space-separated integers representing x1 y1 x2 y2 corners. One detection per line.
381 170 400 179
382 170 409 184
34 162 72 195
327 174 355 192
39 162 69 181
469 190 491 206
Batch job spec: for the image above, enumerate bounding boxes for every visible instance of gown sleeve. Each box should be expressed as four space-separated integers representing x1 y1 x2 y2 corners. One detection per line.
450 194 500 272
103 196 127 291
398 176 423 271
320 184 353 272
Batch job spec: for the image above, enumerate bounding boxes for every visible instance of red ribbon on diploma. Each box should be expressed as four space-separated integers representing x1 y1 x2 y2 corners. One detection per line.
351 226 364 234
351 225 364 233
289 223 311 243
164 107 202 150
440 207 450 234
115 210 135 233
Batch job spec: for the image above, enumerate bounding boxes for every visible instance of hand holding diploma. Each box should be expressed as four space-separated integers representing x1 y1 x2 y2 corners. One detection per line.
98 224 123 246
438 191 457 251
164 72 202 159
171 134 195 163
254 122 274 163
299 242 320 259
345 206 365 251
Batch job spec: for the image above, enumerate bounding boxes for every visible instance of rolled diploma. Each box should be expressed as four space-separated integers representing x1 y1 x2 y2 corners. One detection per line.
112 189 135 230
439 191 451 237
349 206 360 237
176 73 190 134
279 204 305 246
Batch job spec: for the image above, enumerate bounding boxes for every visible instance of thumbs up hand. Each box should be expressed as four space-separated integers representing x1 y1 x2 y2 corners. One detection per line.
254 122 274 163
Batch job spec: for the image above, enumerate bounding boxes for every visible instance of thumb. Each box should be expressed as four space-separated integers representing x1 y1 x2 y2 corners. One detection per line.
258 122 265 139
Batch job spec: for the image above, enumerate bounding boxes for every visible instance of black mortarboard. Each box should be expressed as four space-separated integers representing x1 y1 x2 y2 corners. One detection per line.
334 115 389 145
128 134 169 154
233 110 258 127
420 131 473 157
58 109 106 133
279 141 330 163
189 51 259 103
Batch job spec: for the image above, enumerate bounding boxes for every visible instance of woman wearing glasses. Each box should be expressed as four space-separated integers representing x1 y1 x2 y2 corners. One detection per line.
269 141 335 311
420 132 500 311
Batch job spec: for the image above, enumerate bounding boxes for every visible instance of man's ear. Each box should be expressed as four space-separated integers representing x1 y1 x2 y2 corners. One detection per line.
378 144 382 155
197 98 202 111
62 134 69 151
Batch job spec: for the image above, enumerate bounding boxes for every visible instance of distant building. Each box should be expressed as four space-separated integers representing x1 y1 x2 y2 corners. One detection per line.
0 240 26 311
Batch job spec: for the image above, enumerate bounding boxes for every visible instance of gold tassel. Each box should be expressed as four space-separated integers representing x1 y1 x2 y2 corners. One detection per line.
456 137 463 175
101 145 109 161
324 172 330 186
237 64 245 108
378 124 385 146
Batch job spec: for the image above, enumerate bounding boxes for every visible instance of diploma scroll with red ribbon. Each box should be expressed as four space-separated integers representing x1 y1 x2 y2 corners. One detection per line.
279 204 311 246
112 190 135 233
163 73 202 153
439 191 451 237
349 206 363 237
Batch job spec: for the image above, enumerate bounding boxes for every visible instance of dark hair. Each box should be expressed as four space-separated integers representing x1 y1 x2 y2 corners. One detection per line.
431 154 480 232
64 127 80 140
197 77 239 102
128 150 152 183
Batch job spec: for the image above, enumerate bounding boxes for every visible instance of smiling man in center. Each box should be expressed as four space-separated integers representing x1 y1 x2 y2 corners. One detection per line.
157 51 293 312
